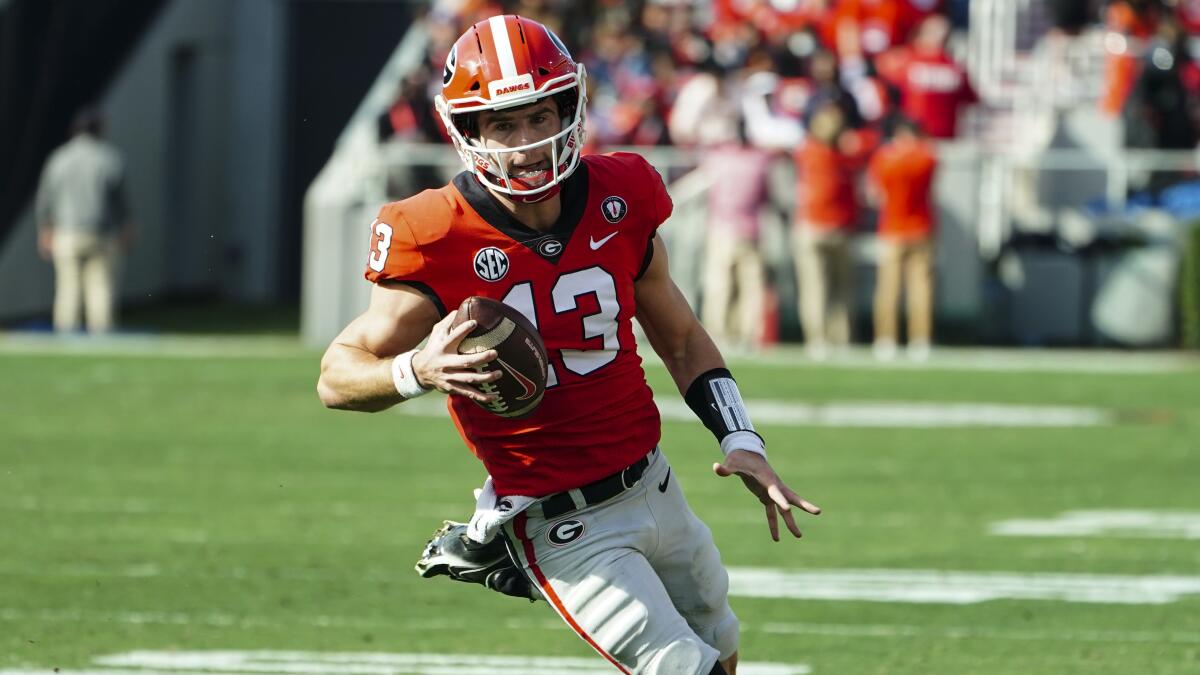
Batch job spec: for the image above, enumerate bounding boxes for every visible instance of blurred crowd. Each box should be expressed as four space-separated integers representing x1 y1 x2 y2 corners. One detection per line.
389 0 977 147
1094 0 1200 151
383 0 1200 355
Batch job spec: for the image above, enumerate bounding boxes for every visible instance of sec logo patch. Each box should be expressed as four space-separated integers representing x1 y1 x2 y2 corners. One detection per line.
474 247 509 281
601 196 627 224
546 518 586 547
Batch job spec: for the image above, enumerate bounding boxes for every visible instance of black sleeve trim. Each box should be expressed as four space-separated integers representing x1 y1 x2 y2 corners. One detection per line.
635 233 656 281
380 280 447 317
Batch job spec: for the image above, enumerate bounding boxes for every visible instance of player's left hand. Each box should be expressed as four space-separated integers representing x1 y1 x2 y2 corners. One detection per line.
713 450 821 542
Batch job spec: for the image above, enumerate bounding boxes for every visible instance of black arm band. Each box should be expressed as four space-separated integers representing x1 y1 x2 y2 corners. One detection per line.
684 368 764 449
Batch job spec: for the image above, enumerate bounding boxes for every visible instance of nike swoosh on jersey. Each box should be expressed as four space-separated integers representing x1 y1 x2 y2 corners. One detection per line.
589 231 619 250
658 468 671 492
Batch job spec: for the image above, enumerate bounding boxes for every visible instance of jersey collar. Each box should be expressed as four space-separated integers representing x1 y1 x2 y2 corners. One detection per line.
453 161 589 265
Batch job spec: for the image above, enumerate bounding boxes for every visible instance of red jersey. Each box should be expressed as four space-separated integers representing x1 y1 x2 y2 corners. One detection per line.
869 138 938 240
877 47 977 138
364 153 670 497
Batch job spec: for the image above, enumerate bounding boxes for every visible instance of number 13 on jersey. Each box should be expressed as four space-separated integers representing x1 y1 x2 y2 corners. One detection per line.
502 266 621 388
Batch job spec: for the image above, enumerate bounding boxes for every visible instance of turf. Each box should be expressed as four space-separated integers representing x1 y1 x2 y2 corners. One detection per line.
1 339 1199 674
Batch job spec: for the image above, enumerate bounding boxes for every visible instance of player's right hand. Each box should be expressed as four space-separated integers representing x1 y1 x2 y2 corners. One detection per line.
411 310 502 403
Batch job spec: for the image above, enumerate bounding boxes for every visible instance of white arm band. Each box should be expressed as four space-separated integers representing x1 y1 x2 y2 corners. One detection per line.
720 430 767 459
392 350 430 399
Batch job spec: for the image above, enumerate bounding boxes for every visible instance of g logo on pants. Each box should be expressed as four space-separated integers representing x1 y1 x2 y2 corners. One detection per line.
547 519 586 547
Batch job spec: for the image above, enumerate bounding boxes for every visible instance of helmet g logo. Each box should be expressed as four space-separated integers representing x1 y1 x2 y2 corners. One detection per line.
547 519 585 547
443 46 457 86
601 196 628 224
474 247 510 281
435 16 586 202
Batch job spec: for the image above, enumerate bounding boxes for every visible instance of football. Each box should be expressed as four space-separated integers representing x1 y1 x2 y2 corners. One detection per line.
451 296 549 418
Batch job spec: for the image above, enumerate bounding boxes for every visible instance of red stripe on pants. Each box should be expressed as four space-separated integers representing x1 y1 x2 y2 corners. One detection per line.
514 512 630 674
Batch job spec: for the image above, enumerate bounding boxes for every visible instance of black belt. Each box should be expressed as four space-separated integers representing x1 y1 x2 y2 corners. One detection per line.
540 450 655 520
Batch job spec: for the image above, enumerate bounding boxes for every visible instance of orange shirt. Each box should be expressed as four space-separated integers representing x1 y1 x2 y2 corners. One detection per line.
795 134 870 229
868 138 937 240
1100 1 1156 117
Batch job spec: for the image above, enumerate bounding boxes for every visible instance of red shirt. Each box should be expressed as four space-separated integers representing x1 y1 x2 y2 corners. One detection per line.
878 47 977 138
825 0 941 55
1178 0 1200 33
364 153 670 496
869 138 938 240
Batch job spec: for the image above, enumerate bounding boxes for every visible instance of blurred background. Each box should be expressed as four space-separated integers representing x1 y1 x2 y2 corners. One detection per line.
3 0 1200 352
4 3 1200 673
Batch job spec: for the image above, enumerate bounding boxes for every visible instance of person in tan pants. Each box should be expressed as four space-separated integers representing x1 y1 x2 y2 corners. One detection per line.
36 108 132 334
867 118 938 360
701 141 772 350
792 100 870 359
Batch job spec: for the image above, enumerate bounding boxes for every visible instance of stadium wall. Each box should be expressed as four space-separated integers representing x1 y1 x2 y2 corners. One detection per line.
0 0 286 323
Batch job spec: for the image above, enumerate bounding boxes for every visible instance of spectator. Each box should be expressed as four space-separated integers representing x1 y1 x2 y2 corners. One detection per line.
700 120 774 350
668 61 739 147
830 0 941 58
36 107 133 335
793 99 867 358
386 69 441 143
1099 0 1159 119
1129 15 1198 192
868 118 938 361
1130 15 1196 152
803 48 866 131
382 68 446 198
1046 0 1098 34
876 13 977 138
1176 0 1200 33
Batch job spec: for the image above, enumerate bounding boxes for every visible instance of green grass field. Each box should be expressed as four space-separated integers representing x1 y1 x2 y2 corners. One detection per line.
2 336 1199 674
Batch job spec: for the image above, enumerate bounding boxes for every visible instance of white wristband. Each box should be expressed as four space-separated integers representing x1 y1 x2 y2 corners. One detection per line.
392 350 430 399
720 430 767 459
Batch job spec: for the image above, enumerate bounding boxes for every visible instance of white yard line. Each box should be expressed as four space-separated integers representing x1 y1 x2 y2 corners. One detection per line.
395 395 1111 427
0 334 309 360
659 399 1111 427
0 671 229 675
10 561 1200 606
750 622 1200 644
728 568 1200 604
3 334 1195 374
991 510 1200 539
723 345 1200 374
0 651 810 675
1 608 1197 646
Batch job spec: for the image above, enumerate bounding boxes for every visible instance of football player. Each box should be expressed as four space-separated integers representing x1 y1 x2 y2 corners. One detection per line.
317 15 821 675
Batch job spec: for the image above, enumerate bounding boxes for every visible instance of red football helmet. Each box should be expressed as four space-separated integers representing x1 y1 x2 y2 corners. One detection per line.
435 15 587 202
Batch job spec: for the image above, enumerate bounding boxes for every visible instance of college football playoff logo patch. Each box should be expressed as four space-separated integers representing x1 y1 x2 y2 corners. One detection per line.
601 196 628 224
473 247 510 282
546 519 586 547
